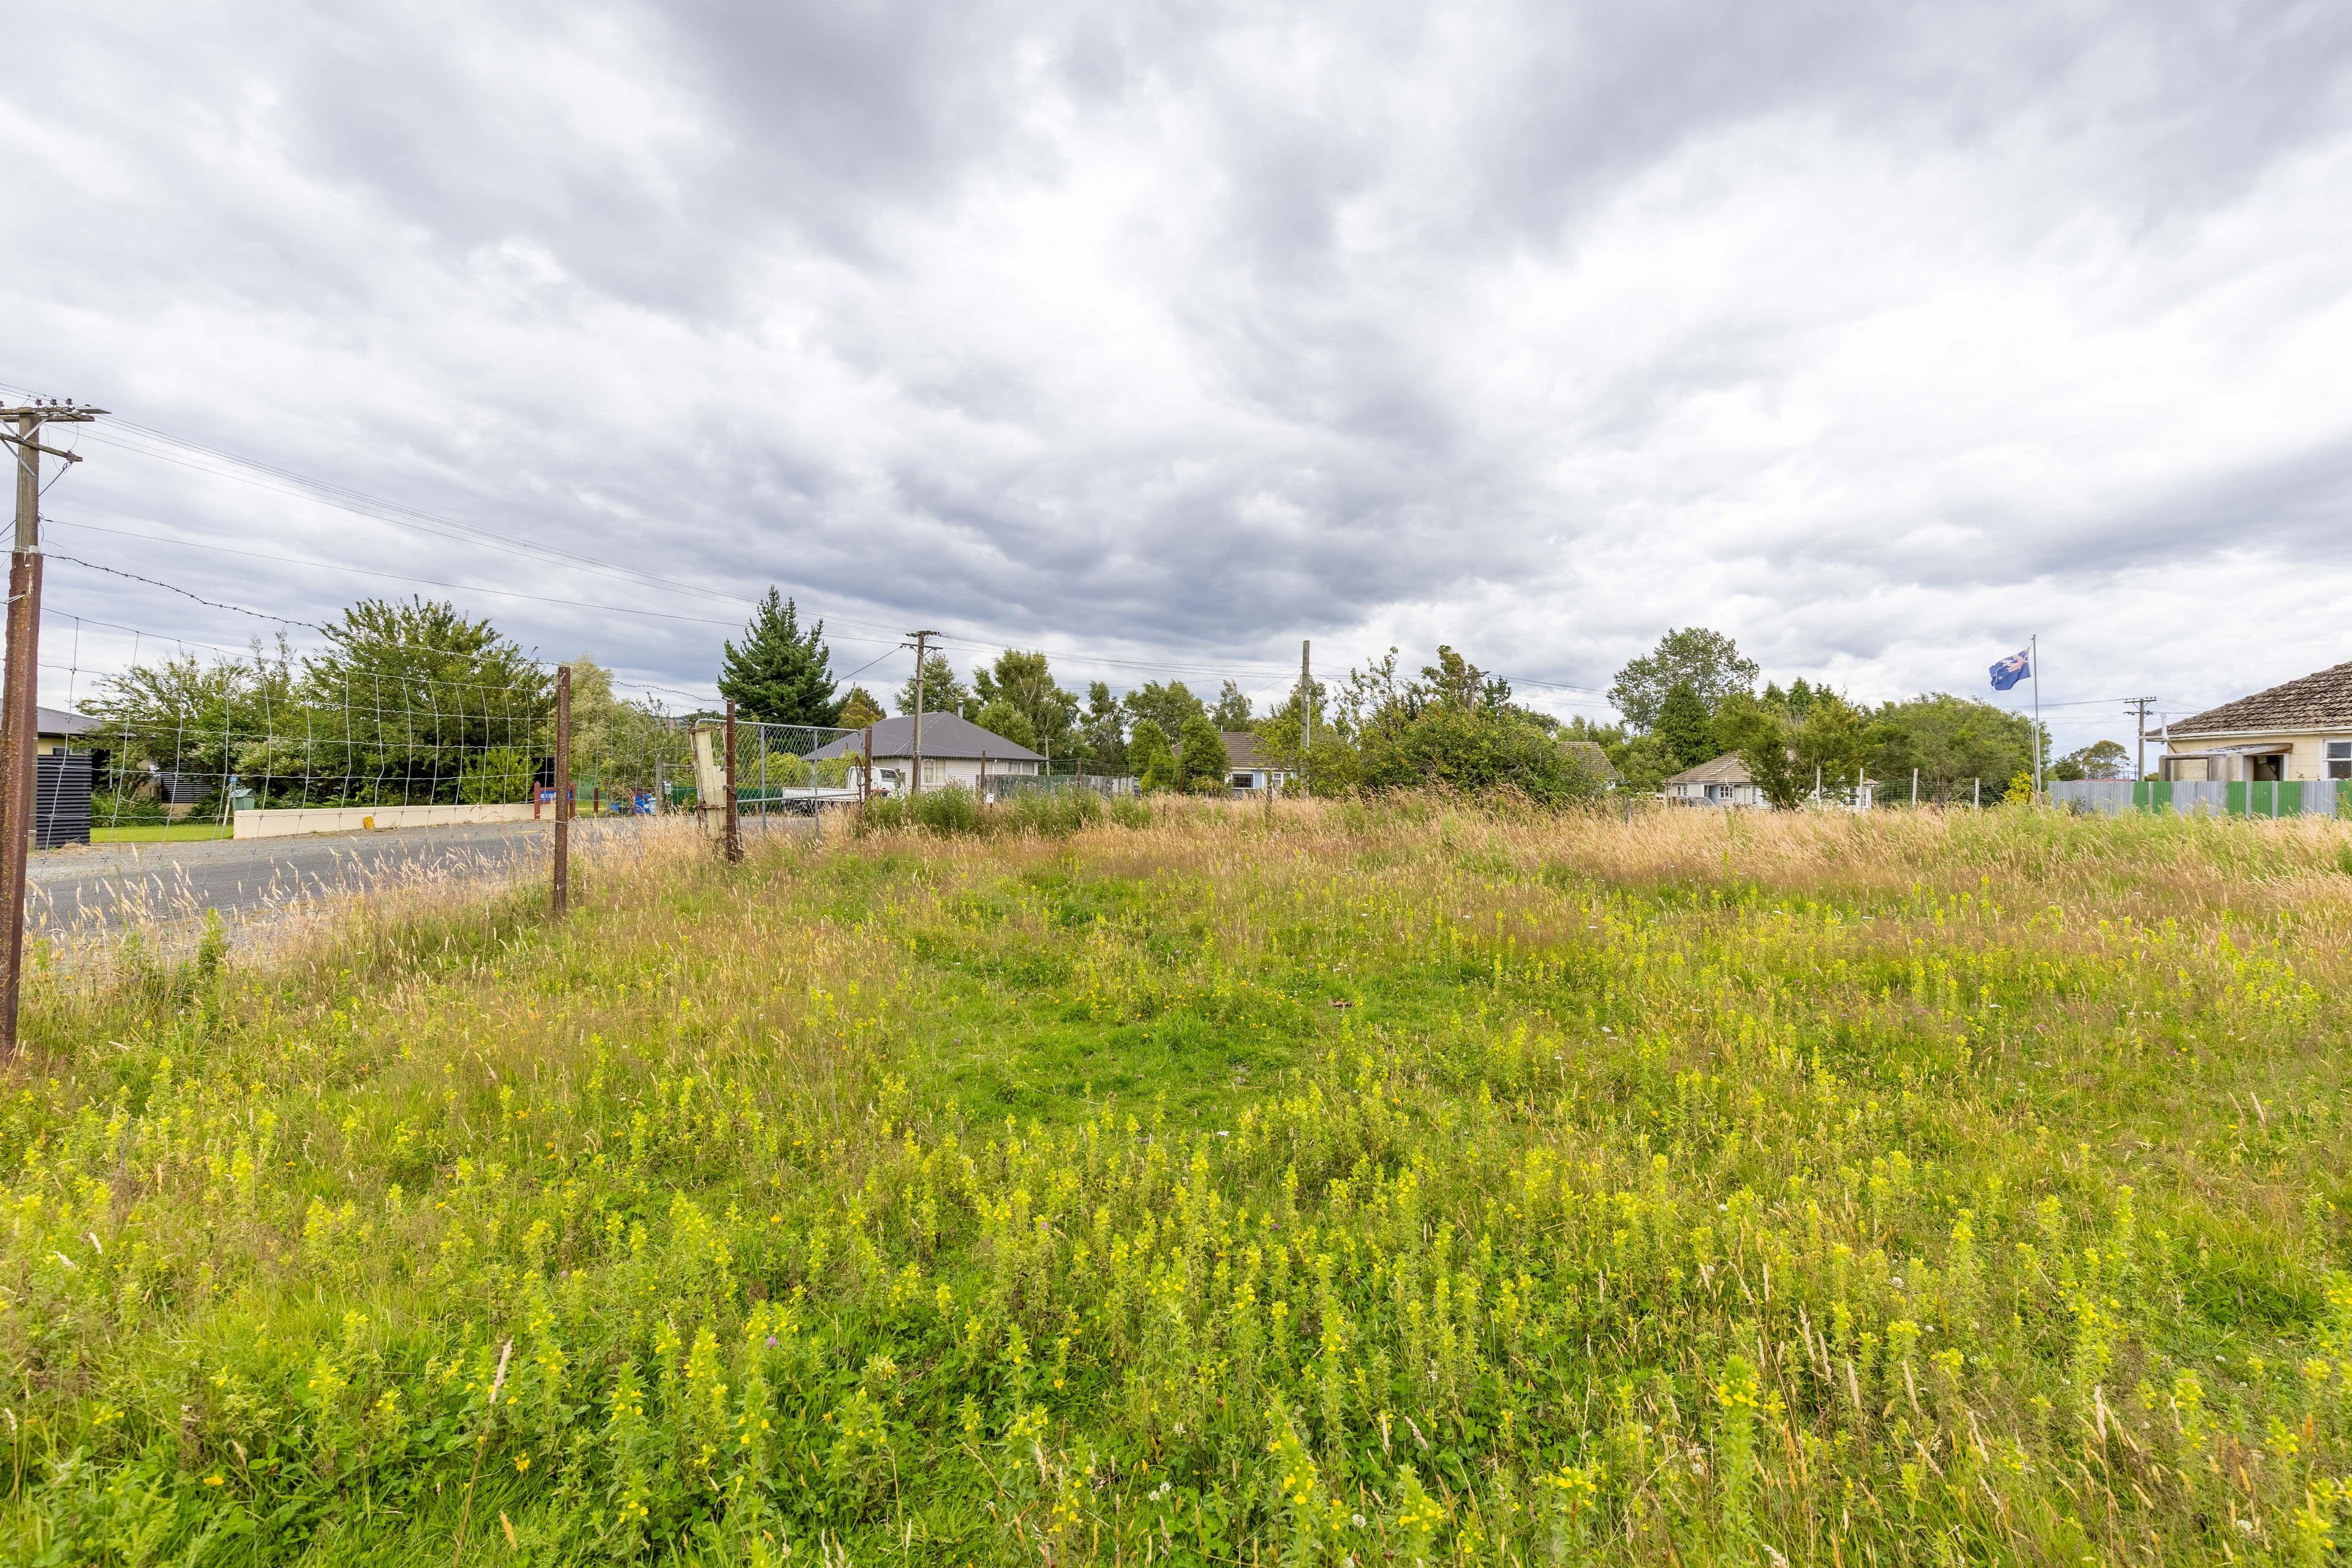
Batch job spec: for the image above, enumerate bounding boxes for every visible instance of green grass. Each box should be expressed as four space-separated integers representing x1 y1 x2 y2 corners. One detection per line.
88 821 234 844
5 801 2352 1564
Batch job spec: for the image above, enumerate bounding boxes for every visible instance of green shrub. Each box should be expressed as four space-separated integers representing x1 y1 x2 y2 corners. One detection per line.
458 746 538 804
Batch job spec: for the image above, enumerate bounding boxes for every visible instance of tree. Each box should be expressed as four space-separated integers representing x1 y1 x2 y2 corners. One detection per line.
1714 688 1872 810
567 656 684 791
837 685 886 729
971 650 1077 755
1079 682 1128 772
1176 712 1231 793
973 699 1039 753
1653 682 1717 769
1864 695 2040 805
2059 739 2130 780
1212 680 1254 731
896 650 969 717
1125 680 1205 740
718 589 838 725
1616 733 1681 795
1339 646 1606 806
1609 628 1758 732
298 598 551 804
1130 719 1178 793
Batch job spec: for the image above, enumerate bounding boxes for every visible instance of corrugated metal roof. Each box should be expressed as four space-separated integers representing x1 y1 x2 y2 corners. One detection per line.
39 706 102 737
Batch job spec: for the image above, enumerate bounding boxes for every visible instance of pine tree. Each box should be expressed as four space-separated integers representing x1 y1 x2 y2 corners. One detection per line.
1654 682 1717 768
717 589 839 725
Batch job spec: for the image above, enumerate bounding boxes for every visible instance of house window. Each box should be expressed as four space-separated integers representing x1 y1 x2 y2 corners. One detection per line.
922 758 946 786
2328 741 2352 780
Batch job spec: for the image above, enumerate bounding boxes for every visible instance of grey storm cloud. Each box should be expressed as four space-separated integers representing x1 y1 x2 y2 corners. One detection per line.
6 0 2352 745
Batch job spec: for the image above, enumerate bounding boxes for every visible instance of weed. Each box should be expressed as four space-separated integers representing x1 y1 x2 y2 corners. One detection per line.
4 802 2352 1563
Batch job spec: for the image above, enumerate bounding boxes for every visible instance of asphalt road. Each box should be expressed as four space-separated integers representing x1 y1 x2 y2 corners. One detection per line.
24 810 831 943
27 819 568 935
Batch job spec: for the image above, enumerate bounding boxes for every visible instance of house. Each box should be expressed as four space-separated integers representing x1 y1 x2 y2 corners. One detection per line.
1665 753 1764 808
2157 660 2352 783
37 706 104 755
1220 731 1292 794
807 712 1045 794
1665 752 1876 809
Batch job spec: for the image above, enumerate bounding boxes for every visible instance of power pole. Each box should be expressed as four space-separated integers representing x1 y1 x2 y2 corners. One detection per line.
552 665 571 916
907 630 940 795
2124 696 2157 785
1298 639 1312 798
0 399 100 1061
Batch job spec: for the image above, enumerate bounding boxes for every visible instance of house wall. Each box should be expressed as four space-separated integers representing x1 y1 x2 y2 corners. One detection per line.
868 755 1041 791
2163 733 2352 782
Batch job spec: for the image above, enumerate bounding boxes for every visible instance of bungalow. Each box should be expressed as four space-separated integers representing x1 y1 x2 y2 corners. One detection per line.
1221 731 1292 794
2158 660 2352 783
1665 752 1876 809
807 712 1045 795
1664 753 1764 808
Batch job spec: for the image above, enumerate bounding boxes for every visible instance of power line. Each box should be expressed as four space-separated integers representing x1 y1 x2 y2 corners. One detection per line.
47 552 327 631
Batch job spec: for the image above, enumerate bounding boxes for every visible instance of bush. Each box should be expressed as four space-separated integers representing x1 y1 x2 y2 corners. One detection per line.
458 746 538 804
91 789 170 825
858 784 1145 839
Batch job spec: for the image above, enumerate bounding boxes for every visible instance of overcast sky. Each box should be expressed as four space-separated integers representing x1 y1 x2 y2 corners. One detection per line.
7 1 2350 750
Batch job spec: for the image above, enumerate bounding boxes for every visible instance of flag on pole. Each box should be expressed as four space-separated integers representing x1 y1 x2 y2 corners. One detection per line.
1989 648 2032 692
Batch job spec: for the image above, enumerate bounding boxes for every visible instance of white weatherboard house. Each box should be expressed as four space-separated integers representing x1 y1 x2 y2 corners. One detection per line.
808 712 1045 795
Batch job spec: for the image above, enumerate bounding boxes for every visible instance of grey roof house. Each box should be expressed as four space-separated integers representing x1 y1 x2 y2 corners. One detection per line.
810 712 1046 792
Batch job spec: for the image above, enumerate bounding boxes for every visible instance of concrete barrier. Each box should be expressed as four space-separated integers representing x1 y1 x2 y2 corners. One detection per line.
233 802 539 840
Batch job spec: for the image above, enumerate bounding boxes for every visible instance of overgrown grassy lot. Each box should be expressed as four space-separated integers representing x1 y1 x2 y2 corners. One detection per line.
6 802 2352 1565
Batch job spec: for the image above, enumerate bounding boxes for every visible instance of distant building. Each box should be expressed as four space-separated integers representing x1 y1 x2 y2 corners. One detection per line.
37 706 102 755
1665 751 1874 809
1220 731 1292 794
2158 662 2352 783
808 712 1044 794
1665 753 1763 808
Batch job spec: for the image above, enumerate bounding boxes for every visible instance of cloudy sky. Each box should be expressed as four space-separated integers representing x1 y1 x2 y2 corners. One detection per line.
7 1 2351 750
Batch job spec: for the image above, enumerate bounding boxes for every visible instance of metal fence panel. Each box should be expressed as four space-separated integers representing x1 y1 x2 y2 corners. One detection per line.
2051 778 2347 817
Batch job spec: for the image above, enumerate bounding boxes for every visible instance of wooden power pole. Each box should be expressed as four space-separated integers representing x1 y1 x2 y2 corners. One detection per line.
552 665 571 916
907 630 940 795
0 400 101 1061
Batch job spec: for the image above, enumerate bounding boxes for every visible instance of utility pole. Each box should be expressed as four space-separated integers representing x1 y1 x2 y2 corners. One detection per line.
2124 696 2157 785
552 665 571 916
907 630 940 795
0 399 100 1061
723 699 742 863
1299 639 1312 799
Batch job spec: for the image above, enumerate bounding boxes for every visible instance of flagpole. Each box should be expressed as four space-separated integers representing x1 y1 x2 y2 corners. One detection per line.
2031 633 2042 804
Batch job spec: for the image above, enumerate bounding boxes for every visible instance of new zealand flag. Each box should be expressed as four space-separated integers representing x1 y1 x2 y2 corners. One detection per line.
1989 648 2032 692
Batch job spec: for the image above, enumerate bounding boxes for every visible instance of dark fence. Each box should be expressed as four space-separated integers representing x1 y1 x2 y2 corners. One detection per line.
35 751 94 848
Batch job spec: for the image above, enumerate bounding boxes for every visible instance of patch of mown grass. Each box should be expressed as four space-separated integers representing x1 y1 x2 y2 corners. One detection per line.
6 802 2352 1565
